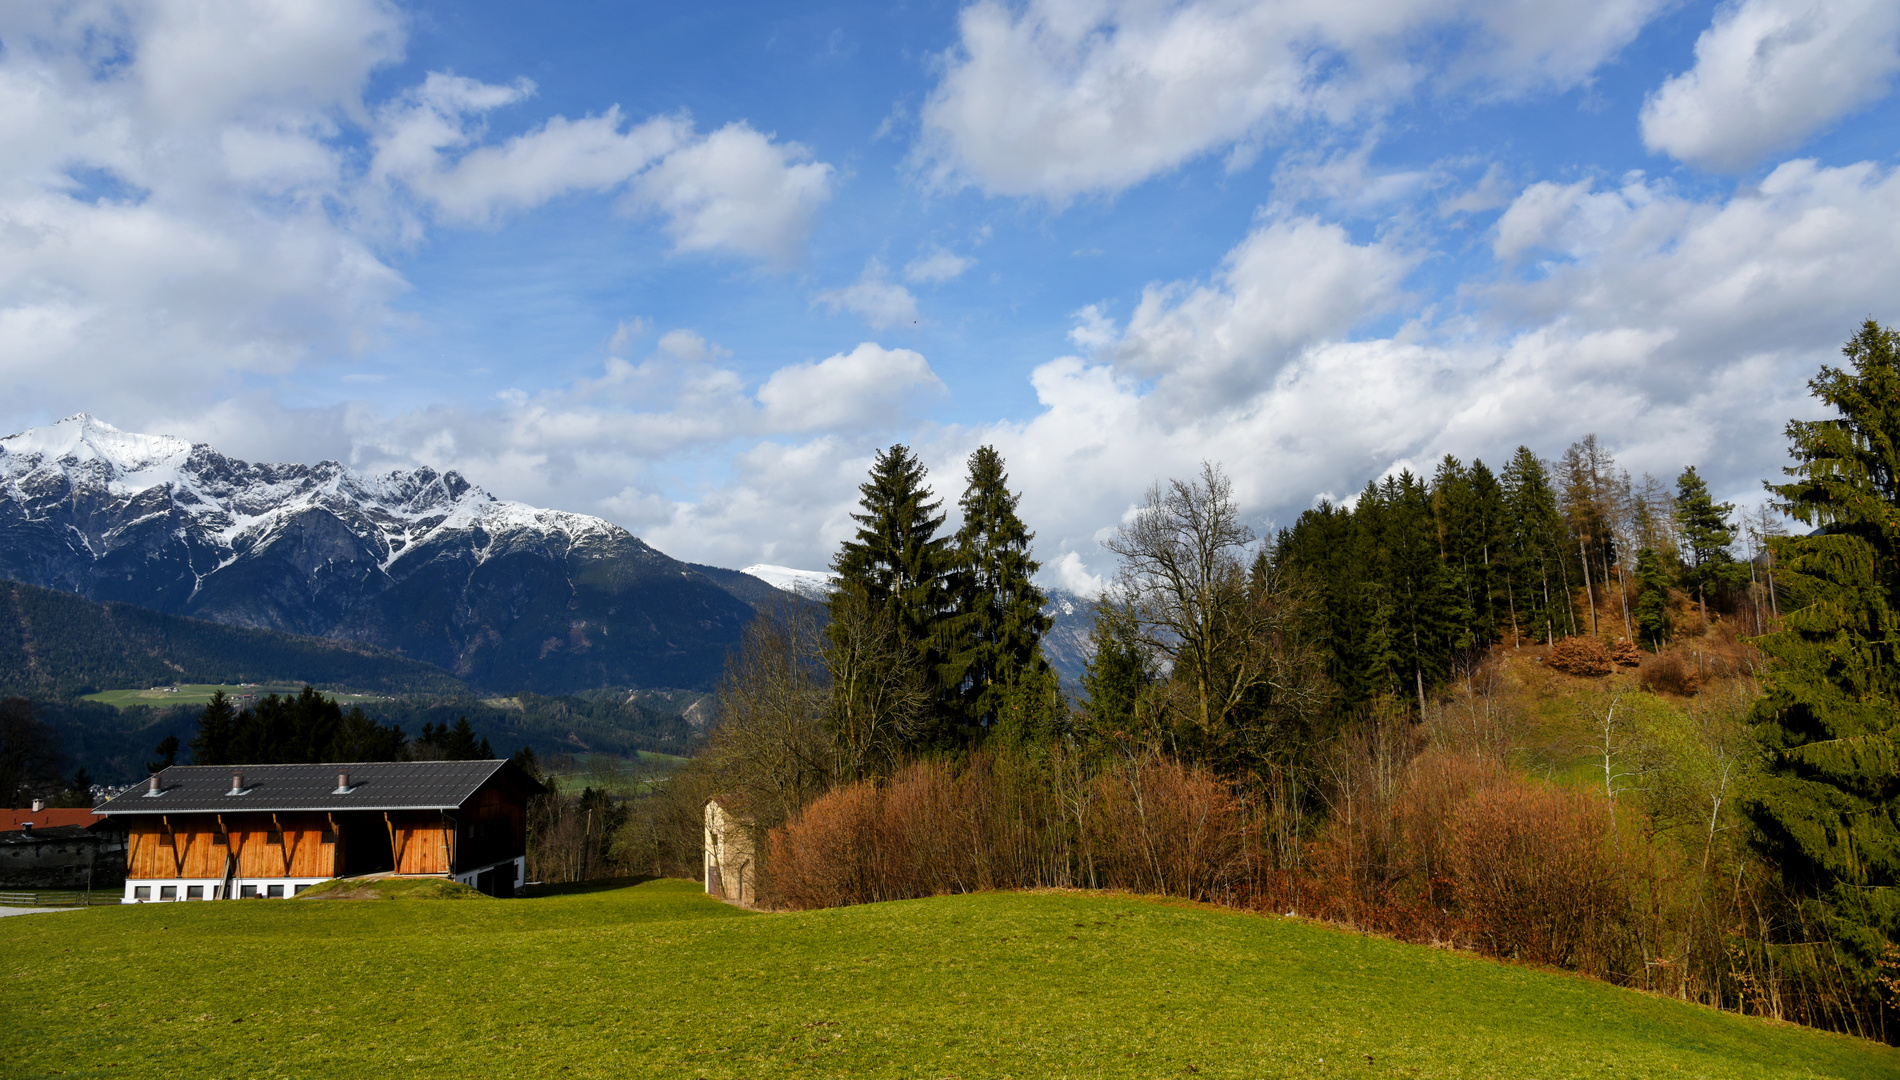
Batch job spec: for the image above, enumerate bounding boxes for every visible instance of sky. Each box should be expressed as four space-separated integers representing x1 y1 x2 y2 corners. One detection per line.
2 0 1898 593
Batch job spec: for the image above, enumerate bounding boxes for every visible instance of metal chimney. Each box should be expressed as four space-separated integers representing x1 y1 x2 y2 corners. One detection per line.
229 772 245 795
31 798 43 812
335 771 352 794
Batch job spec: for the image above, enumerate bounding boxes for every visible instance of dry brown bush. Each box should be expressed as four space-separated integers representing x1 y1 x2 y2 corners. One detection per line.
1084 756 1250 901
1611 638 1642 666
1640 651 1702 696
1547 636 1613 676
1447 780 1624 968
766 751 1250 909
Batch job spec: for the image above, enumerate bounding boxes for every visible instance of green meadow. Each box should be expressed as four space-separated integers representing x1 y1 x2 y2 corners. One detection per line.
81 684 388 709
3 879 1893 1079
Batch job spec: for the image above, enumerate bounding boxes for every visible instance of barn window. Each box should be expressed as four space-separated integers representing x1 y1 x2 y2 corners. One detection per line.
160 886 176 900
134 887 150 900
267 885 284 898
294 884 309 895
267 830 283 844
320 831 336 844
212 834 227 847
241 885 258 898
187 886 203 900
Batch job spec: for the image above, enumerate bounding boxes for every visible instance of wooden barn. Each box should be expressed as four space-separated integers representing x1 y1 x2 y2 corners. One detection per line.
93 760 543 902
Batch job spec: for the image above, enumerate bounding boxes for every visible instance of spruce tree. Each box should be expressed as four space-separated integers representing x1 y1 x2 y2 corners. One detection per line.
1746 319 1900 1020
1673 465 1740 626
1633 547 1672 650
1501 447 1576 643
189 690 238 767
832 444 954 742
1080 598 1154 740
942 446 1052 733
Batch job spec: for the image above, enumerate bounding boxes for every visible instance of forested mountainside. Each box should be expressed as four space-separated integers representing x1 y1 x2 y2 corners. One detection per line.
0 415 761 692
0 579 466 699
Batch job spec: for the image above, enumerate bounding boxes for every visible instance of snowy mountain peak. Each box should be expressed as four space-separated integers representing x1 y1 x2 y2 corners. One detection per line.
0 417 631 574
1 414 194 480
741 564 838 597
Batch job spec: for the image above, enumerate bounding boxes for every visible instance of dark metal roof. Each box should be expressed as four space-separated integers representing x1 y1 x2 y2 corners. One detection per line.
0 824 99 845
94 761 534 816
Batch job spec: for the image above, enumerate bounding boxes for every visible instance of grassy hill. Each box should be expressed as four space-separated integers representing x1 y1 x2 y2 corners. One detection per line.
2 880 1893 1079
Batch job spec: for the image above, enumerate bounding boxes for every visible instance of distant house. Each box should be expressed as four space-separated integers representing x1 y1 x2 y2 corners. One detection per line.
1 801 127 890
703 796 756 906
93 760 544 902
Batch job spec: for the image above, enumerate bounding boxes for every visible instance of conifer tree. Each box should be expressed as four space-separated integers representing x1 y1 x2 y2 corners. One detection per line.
1633 547 1672 650
1673 465 1740 626
1501 447 1576 643
1079 598 1154 740
189 690 238 766
832 444 954 742
942 446 1052 733
1747 319 1900 1018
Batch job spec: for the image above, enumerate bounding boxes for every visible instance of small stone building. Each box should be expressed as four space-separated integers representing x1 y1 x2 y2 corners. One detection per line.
703 796 756 906
1 802 127 890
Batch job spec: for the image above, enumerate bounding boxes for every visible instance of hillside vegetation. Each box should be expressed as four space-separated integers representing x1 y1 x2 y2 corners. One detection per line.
0 580 467 698
2 879 1893 1079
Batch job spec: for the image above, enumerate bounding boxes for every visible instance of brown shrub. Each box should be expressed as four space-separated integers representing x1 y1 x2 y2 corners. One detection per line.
1639 651 1702 696
1547 636 1613 676
1610 638 1642 666
1085 756 1250 901
1446 780 1624 968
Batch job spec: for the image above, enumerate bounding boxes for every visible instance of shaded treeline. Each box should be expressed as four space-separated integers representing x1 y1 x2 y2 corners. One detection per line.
1275 439 1778 721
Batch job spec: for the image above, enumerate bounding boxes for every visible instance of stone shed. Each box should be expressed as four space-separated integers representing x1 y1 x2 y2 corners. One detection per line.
703 796 757 906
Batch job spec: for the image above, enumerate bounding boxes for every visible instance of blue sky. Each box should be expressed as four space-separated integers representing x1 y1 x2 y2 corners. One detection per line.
3 0 1898 588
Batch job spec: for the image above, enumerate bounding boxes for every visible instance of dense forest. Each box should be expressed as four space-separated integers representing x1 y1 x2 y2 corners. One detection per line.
0 580 468 698
617 320 1900 1045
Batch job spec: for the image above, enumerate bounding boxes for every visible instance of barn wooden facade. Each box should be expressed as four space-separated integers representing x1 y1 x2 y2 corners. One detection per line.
93 760 542 902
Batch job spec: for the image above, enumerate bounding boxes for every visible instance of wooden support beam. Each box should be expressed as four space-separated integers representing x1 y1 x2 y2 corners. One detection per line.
384 812 399 872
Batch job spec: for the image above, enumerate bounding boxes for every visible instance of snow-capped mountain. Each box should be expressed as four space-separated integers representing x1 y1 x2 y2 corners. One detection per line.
1039 589 1097 689
0 415 757 692
740 563 838 597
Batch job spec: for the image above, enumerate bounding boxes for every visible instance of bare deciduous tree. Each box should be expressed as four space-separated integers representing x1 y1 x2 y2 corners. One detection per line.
1105 462 1320 762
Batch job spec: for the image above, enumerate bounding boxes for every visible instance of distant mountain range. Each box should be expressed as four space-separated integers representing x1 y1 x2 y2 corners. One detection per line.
0 416 780 693
0 416 1100 697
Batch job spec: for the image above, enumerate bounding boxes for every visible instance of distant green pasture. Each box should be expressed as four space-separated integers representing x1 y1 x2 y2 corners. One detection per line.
544 750 692 796
81 683 387 709
2 879 1893 1079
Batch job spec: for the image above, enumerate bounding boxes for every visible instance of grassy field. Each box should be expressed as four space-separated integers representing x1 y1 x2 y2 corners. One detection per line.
3 880 1894 1079
81 683 388 709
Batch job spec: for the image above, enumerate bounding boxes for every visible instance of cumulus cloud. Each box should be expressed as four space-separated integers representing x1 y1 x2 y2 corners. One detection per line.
917 0 1667 200
627 123 834 265
816 261 922 329
1641 0 1900 172
758 343 944 432
0 0 836 430
1104 215 1417 418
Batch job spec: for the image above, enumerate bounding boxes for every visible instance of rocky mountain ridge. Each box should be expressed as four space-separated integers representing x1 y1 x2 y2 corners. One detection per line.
0 415 755 693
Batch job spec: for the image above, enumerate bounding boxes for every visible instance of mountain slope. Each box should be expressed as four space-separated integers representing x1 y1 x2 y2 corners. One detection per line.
0 579 467 699
0 416 754 693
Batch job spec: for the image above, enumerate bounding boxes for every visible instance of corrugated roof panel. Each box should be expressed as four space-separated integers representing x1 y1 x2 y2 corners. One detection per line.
93 761 511 815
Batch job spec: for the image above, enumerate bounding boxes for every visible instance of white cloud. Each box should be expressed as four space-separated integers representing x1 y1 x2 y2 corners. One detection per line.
758 343 944 432
816 260 922 329
0 0 838 431
916 0 1667 201
627 123 834 265
1641 0 1900 172
372 76 687 227
1105 215 1417 418
904 249 975 283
